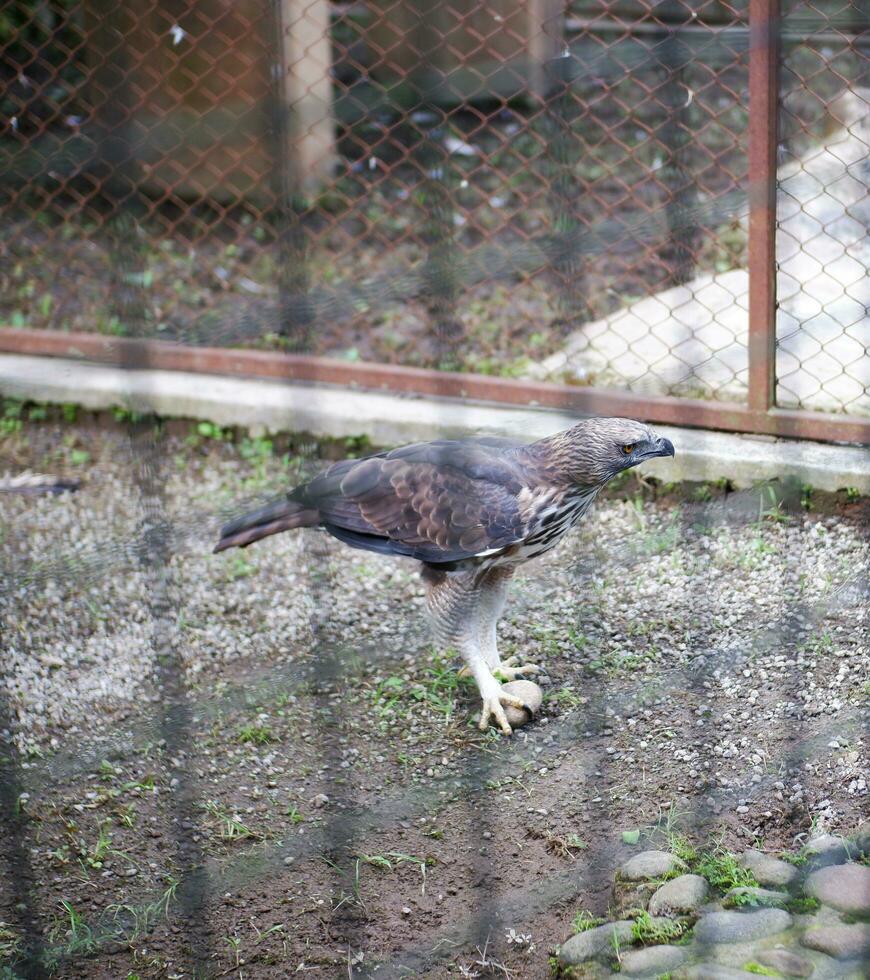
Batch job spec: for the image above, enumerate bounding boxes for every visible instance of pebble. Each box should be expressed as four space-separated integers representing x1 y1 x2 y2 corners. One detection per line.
693 908 792 944
619 943 689 975
619 850 687 881
804 863 870 915
500 679 543 729
648 874 709 916
738 849 798 887
801 922 870 959
558 921 636 965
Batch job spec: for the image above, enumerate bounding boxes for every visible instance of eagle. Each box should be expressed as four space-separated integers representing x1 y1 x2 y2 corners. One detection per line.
214 417 674 734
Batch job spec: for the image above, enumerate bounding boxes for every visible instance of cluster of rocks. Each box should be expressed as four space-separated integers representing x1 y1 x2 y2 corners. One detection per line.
556 830 870 978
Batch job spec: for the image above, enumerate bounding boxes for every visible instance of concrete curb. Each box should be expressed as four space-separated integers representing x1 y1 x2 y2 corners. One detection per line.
1 353 868 493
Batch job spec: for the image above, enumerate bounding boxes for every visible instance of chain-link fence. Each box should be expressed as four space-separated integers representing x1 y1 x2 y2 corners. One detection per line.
1 5 870 980
0 1 867 432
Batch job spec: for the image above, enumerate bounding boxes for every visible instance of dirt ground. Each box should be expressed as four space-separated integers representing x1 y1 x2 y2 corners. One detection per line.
0 417 867 978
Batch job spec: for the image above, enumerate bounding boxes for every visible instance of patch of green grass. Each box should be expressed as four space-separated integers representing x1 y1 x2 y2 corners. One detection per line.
369 653 474 727
743 963 782 976
694 846 757 891
666 832 698 865
1 399 23 433
45 900 98 965
631 911 686 945
225 554 256 580
237 724 274 745
785 895 820 915
571 909 605 934
0 921 20 960
201 801 263 842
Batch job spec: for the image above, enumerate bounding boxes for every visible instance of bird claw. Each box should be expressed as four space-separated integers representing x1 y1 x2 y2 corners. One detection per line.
493 657 540 682
478 691 525 735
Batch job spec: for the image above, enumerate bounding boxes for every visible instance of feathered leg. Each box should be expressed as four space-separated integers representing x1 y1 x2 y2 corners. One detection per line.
474 567 540 681
423 565 527 734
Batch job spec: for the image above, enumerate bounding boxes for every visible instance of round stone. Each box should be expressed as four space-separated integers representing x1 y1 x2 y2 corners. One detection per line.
648 874 709 916
801 922 870 959
756 948 815 978
804 862 870 915
619 943 689 975
693 908 792 944
738 849 798 887
619 850 687 881
500 679 543 728
557 921 636 966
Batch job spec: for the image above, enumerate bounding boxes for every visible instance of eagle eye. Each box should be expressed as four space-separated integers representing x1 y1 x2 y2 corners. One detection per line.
621 444 635 455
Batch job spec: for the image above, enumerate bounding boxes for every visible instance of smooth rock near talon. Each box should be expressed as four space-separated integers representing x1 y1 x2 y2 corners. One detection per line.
804 862 870 915
648 874 709 916
739 849 798 887
558 920 636 965
500 679 542 728
723 886 789 909
620 943 689 975
619 850 687 881
756 948 815 977
801 922 870 959
693 908 792 944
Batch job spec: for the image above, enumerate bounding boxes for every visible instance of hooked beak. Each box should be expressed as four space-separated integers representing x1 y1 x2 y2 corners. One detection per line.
641 436 675 460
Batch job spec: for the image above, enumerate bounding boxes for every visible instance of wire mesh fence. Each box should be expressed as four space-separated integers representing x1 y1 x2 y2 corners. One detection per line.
1 1 867 427
1 5 870 979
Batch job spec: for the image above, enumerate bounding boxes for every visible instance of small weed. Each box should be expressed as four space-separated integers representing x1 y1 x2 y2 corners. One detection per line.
195 421 230 442
631 911 685 945
285 805 304 824
47 900 97 961
785 895 820 915
780 850 808 866
666 832 698 865
225 554 255 580
1 399 23 433
757 485 788 523
202 801 263 842
545 687 586 710
0 921 20 959
571 909 604 934
695 846 757 891
743 963 782 976
237 724 274 745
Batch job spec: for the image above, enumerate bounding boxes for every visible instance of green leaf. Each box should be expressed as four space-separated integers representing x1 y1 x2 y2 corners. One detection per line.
622 829 641 845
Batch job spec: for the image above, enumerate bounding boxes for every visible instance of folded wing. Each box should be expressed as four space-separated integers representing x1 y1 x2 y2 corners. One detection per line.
292 440 527 564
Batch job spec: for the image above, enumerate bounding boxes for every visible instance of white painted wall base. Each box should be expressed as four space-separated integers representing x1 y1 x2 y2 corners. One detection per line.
1 354 867 493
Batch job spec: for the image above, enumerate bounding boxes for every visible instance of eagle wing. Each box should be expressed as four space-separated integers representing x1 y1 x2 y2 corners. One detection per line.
292 440 528 563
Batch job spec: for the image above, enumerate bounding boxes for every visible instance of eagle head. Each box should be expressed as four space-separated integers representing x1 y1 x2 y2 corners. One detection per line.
547 417 675 487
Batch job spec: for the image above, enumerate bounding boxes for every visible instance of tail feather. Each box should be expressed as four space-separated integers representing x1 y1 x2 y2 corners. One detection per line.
213 498 319 553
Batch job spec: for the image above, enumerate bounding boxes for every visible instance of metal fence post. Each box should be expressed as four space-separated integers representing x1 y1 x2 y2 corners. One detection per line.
748 0 780 413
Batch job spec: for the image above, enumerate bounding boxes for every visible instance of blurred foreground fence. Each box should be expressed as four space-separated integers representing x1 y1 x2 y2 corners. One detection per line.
0 0 868 443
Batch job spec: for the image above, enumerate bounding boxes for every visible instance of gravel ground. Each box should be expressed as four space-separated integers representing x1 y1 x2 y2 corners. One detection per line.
0 420 867 978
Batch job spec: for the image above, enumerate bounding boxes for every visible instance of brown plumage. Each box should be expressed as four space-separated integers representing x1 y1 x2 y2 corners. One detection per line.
215 417 675 733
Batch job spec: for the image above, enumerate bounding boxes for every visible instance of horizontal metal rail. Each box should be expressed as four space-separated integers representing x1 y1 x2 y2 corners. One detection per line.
1 329 867 446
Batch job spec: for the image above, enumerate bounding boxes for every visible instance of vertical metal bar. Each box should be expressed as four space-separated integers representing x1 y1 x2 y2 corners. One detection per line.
748 0 780 412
